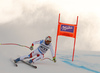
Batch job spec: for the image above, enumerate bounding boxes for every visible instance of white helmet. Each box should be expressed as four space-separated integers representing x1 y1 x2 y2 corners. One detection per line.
45 36 52 42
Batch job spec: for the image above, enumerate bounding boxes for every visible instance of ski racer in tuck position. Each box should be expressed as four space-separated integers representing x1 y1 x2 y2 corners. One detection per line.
14 36 56 64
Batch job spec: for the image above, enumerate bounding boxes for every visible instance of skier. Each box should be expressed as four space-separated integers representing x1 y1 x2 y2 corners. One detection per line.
14 36 56 64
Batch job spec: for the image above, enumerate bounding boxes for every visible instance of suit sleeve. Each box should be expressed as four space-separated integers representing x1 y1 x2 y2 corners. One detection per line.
50 44 55 58
31 40 43 46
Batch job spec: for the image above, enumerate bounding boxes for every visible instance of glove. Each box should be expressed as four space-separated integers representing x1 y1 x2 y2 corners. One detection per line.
53 57 56 63
29 46 33 50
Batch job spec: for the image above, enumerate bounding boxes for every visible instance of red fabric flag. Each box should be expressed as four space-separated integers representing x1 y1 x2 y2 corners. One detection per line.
57 22 77 38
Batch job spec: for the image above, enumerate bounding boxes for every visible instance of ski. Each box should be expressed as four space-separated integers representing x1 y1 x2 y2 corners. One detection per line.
10 58 18 67
21 60 37 69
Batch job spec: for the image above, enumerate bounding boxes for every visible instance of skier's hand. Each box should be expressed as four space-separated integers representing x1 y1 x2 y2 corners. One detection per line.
53 57 56 63
29 46 33 50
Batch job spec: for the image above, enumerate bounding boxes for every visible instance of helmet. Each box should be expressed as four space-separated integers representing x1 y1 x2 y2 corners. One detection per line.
45 36 51 45
45 36 51 41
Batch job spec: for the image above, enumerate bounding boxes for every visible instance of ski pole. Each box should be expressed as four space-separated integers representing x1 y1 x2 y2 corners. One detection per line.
0 43 29 48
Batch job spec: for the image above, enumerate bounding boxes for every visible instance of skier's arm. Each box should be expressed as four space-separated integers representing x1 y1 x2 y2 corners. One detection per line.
50 44 56 62
32 40 43 45
29 40 43 50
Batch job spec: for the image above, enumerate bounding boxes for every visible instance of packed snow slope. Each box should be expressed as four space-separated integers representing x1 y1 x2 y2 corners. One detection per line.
0 46 100 73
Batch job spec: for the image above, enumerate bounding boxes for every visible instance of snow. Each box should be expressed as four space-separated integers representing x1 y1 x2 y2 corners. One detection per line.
0 46 100 73
0 0 100 73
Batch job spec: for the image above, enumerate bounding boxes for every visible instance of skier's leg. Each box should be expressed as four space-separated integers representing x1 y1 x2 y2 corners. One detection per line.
29 54 44 63
33 54 44 63
14 49 39 63
20 55 30 60
29 51 35 58
14 55 30 63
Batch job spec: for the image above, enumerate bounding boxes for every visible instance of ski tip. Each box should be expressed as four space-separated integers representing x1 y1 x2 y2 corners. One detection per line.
34 66 37 69
16 64 18 67
10 58 18 67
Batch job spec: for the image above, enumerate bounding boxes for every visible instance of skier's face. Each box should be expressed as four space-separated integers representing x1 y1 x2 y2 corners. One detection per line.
45 40 51 45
